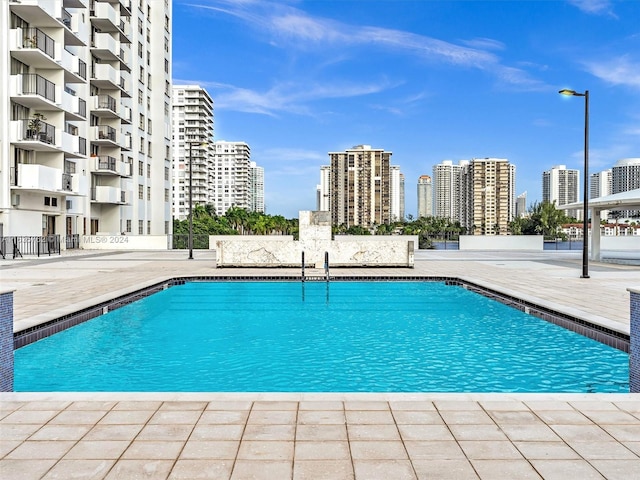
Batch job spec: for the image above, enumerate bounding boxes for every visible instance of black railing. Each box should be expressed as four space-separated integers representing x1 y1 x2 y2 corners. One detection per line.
66 234 80 249
78 59 87 79
97 125 116 141
78 98 87 117
22 27 55 58
169 234 210 250
0 235 60 259
22 73 56 102
97 155 118 171
97 94 117 112
21 119 55 144
60 9 72 28
62 173 73 191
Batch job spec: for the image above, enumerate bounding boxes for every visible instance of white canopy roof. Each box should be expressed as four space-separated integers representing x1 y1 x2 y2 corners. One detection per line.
560 188 640 212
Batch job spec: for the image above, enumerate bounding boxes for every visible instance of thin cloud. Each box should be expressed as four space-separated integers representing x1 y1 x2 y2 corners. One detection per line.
186 0 545 90
567 0 618 18
583 56 640 89
174 75 398 116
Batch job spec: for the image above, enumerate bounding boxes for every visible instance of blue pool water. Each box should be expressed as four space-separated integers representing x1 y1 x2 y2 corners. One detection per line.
14 282 629 392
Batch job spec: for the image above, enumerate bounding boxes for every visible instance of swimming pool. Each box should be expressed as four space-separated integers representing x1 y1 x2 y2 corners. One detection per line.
14 281 629 392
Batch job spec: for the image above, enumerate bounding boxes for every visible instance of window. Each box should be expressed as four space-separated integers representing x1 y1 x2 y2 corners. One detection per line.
139 113 144 130
147 220 151 234
165 221 169 234
138 220 143 235
138 184 143 199
138 41 143 59
147 186 151 200
126 219 132 233
164 58 169 73
147 164 151 178
164 166 169 180
138 161 144 176
164 189 169 201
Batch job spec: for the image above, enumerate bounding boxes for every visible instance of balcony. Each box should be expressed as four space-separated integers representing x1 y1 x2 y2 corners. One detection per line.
91 2 120 32
60 131 85 158
91 125 119 146
11 73 57 109
91 94 119 116
13 164 64 194
10 28 57 69
60 49 86 83
90 63 120 90
91 32 120 62
91 186 126 204
11 120 57 151
93 156 131 177
59 8 85 47
60 89 85 121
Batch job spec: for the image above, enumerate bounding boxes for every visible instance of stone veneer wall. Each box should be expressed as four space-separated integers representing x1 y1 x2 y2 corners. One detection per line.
0 290 14 392
631 289 639 393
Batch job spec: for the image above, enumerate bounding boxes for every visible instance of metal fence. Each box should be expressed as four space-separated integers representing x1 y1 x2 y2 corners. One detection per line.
0 235 61 259
66 234 80 250
168 234 210 250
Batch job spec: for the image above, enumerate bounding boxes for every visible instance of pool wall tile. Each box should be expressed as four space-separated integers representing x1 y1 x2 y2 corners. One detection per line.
0 290 14 392
630 291 639 393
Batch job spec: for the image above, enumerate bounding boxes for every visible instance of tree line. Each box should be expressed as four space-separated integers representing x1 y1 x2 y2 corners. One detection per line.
173 201 574 246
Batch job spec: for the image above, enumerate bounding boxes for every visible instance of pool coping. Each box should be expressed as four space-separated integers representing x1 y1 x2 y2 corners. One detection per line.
13 275 630 353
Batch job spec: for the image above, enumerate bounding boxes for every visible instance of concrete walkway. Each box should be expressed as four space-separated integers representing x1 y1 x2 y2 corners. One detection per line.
1 249 640 479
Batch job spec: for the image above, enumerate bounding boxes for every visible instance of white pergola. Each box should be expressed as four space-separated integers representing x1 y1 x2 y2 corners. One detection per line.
561 188 640 260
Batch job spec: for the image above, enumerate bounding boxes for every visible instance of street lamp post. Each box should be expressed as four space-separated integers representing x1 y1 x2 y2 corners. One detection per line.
559 88 589 278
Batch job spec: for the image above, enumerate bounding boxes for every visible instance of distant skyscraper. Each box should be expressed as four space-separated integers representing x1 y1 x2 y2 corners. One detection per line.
417 175 433 218
611 158 640 218
172 85 214 220
460 158 516 235
316 165 331 211
432 160 466 220
516 191 527 218
542 165 580 219
212 141 251 215
590 169 611 220
249 162 265 213
328 145 392 228
390 166 405 221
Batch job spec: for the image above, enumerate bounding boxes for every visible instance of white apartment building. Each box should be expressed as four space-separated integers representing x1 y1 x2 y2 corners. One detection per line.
611 158 640 219
590 168 611 220
211 141 251 216
249 161 265 213
460 158 516 235
390 165 405 222
432 160 467 221
171 85 214 220
542 165 579 219
1 0 172 238
417 175 433 218
316 165 330 211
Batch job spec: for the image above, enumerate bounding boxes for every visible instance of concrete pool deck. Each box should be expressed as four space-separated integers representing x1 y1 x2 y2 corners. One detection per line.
1 249 640 479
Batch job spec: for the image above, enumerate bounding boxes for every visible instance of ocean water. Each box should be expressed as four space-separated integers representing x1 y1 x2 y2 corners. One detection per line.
14 281 629 392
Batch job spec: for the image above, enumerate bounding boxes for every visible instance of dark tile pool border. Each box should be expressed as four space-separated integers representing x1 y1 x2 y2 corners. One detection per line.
14 276 630 353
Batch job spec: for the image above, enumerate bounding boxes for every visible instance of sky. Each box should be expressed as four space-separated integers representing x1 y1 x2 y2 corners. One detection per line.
171 0 640 219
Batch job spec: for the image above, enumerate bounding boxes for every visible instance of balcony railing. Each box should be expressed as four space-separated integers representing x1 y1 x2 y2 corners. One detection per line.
62 173 73 191
97 94 117 112
97 125 116 141
21 74 56 102
60 9 72 29
97 155 118 171
78 59 87 79
20 119 56 144
22 27 55 59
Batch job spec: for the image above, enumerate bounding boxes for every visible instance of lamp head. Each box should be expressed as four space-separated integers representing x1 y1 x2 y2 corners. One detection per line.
559 89 586 97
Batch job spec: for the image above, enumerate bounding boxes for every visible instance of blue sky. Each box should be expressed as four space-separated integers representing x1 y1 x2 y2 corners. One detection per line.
172 0 640 219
